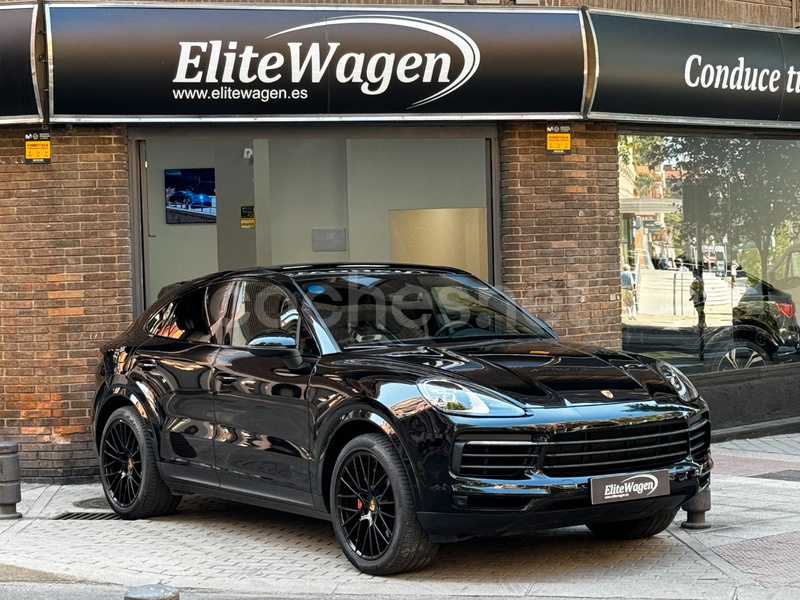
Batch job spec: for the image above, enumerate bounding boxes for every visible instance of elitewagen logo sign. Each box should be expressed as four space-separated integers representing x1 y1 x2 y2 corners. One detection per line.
173 17 481 108
589 470 670 505
46 5 587 122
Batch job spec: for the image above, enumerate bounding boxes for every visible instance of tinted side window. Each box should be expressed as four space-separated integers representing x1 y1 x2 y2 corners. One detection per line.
298 322 320 356
231 280 298 347
146 301 175 336
152 283 233 344
206 282 235 345
168 288 211 342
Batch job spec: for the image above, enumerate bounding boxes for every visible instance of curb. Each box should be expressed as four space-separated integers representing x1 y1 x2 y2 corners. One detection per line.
711 415 800 442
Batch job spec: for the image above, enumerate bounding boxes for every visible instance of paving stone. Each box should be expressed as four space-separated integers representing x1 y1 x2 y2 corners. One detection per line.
754 470 800 482
711 454 800 476
714 530 800 587
0 487 731 594
715 435 800 458
1 434 800 597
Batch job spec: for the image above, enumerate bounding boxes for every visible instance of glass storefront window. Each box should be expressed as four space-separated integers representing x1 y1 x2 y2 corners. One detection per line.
619 135 800 375
142 135 491 305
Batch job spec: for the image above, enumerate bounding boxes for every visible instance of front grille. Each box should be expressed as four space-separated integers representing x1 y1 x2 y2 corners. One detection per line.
454 439 538 479
689 411 711 460
541 419 690 477
453 411 711 480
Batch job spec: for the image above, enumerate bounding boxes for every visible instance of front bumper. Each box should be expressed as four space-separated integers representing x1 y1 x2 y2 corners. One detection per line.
416 458 711 540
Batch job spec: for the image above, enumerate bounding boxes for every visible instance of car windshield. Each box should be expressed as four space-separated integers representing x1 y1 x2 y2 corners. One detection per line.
294 272 552 349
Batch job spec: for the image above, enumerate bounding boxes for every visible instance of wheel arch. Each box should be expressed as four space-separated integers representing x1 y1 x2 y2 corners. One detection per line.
732 323 778 354
318 406 422 514
94 387 154 452
705 324 778 361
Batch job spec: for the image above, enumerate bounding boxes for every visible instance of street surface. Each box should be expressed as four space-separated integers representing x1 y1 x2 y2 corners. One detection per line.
1 435 800 600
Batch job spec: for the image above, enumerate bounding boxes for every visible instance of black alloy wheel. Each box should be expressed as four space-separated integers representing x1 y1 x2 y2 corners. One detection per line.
336 450 396 560
99 406 181 519
102 418 143 508
330 433 438 574
713 341 770 371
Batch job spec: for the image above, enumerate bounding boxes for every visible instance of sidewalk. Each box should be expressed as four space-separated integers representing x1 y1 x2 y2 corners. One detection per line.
1 435 800 600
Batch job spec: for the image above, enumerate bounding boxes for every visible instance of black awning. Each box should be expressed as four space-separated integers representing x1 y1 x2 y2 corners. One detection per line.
588 10 800 128
0 4 41 123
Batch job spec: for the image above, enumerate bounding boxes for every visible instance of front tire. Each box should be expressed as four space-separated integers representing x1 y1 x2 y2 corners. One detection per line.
99 406 181 519
330 433 438 574
586 508 678 540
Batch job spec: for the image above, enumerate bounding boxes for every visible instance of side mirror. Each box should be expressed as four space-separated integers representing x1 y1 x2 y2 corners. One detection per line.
246 330 303 370
247 330 297 350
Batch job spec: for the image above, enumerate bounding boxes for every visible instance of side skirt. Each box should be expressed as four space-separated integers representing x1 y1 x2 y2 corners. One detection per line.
168 480 331 522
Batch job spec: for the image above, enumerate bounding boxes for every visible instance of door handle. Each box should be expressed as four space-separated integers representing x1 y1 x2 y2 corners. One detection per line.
139 361 157 372
215 373 237 385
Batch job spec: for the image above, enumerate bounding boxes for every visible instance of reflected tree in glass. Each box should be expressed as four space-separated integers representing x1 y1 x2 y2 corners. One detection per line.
643 138 800 280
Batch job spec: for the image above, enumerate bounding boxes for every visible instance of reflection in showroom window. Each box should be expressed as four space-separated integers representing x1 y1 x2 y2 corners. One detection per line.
619 135 800 375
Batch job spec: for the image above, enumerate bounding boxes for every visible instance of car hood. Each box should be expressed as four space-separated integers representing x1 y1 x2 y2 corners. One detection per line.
354 338 675 407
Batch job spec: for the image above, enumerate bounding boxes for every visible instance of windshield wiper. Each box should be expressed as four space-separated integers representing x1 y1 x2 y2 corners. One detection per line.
441 334 548 346
342 341 408 350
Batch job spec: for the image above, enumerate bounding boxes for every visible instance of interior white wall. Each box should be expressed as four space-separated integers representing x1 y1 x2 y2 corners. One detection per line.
266 139 349 265
145 140 218 304
345 139 487 263
214 139 257 271
253 139 272 267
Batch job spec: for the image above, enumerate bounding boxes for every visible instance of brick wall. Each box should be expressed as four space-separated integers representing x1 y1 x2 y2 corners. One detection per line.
499 122 622 348
48 0 793 24
520 1 792 28
0 125 131 482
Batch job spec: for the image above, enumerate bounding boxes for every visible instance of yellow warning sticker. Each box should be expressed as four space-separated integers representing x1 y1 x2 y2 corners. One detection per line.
25 141 51 160
546 133 571 152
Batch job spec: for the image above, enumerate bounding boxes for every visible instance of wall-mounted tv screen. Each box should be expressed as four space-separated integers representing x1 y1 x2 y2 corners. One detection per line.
165 168 216 224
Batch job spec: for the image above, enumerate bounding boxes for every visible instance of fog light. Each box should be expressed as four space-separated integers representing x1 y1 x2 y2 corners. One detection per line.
452 495 468 508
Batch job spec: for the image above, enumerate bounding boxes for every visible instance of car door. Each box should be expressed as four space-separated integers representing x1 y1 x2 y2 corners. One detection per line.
212 277 314 505
130 281 234 488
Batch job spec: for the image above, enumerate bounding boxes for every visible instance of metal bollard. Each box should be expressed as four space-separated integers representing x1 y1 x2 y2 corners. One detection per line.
0 442 22 520
124 585 179 600
681 486 711 530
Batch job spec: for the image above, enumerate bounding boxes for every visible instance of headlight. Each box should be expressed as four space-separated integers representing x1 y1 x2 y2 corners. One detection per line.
655 361 699 402
418 378 525 417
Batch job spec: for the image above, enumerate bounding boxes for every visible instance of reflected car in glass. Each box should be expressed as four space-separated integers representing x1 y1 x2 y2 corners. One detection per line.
93 264 712 574
707 278 800 370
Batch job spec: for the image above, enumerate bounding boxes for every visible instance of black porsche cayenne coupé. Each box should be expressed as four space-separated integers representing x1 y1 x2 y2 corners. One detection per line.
94 264 712 574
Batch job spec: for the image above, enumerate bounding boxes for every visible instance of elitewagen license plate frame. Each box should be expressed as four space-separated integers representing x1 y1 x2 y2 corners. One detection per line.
589 470 670 505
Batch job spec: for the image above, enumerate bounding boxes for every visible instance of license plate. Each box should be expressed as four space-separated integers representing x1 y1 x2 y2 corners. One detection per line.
590 470 670 505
